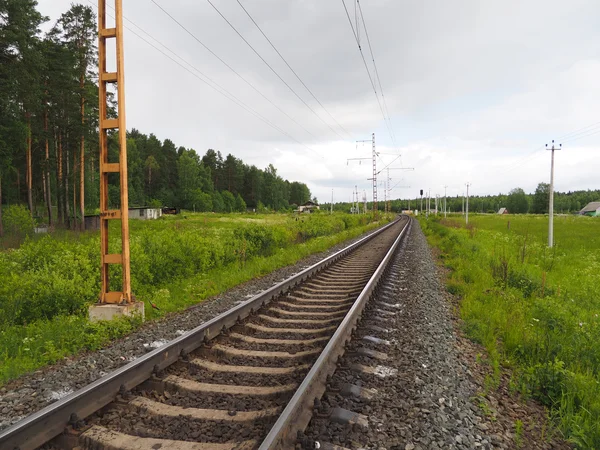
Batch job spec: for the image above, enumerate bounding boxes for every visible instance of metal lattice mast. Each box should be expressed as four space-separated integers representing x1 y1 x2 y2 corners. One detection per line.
382 180 386 214
348 134 377 215
384 167 414 213
371 133 377 217
386 168 390 213
98 0 132 304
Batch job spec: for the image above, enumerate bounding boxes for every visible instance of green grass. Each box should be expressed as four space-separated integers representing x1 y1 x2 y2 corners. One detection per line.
420 213 600 448
0 212 391 384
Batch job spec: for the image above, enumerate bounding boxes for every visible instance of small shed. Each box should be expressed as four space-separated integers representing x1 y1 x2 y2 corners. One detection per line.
161 207 180 215
296 201 320 214
579 202 600 217
497 207 509 215
128 207 162 220
85 215 101 231
34 224 49 234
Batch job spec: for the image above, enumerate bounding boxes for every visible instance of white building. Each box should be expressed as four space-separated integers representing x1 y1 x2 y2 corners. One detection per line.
128 207 162 220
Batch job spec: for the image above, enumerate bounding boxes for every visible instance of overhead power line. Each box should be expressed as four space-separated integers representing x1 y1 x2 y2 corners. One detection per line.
340 0 396 147
502 120 600 172
357 0 396 145
496 119 600 175
151 0 319 142
205 0 346 141
556 121 600 141
235 0 353 140
87 0 322 158
561 127 600 144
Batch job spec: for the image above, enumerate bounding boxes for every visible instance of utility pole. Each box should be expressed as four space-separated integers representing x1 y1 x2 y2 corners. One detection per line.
444 185 448 218
546 140 561 247
420 189 423 215
96 0 133 307
428 189 431 216
371 133 377 217
387 168 390 214
465 183 471 224
330 189 333 214
383 166 414 213
348 133 377 216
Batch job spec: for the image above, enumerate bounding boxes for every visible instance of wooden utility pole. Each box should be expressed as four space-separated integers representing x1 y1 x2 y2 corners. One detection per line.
465 183 471 225
444 185 448 218
546 140 561 248
98 0 132 304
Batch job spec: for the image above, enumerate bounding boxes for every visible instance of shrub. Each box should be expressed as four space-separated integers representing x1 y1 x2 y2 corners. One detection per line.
3 205 35 237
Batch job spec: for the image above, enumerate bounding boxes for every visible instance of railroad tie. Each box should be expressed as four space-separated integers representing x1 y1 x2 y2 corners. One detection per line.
129 396 279 421
190 358 311 374
163 374 297 396
80 425 256 450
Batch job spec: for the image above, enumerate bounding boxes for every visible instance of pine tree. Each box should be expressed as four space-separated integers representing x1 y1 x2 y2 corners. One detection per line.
53 5 96 229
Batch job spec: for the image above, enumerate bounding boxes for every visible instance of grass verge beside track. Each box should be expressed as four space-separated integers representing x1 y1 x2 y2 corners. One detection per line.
0 212 390 385
420 214 600 447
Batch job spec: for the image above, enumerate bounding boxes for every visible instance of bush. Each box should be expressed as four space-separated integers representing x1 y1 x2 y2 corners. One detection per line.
0 213 378 329
3 205 35 237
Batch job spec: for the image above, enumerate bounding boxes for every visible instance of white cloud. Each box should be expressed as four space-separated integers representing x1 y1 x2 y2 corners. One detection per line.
37 0 600 202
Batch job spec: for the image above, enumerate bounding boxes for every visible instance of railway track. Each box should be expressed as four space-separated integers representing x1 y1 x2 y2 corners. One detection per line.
1 216 410 450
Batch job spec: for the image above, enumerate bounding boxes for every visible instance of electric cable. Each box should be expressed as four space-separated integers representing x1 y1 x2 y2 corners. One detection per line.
151 0 320 141
205 0 347 140
340 0 396 146
235 0 353 140
87 0 323 158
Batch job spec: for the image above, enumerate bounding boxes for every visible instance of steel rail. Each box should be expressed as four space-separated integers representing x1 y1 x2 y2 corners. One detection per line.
259 217 411 449
0 218 401 450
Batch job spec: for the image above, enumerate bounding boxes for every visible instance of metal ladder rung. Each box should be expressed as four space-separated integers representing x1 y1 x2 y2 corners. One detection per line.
102 163 120 173
101 72 118 83
103 292 124 304
100 210 122 220
100 28 116 38
104 254 122 264
101 119 119 130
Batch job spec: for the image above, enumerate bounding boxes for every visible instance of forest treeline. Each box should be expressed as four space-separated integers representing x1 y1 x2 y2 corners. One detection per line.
0 1 312 235
325 183 600 215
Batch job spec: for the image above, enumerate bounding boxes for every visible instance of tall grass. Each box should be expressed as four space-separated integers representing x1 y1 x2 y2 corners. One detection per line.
421 214 600 447
0 212 389 384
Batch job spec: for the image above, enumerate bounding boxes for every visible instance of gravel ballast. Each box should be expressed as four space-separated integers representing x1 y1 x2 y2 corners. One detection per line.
303 220 567 449
0 226 384 432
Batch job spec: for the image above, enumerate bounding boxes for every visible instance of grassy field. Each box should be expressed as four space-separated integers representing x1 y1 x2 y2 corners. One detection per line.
420 213 600 447
0 211 390 384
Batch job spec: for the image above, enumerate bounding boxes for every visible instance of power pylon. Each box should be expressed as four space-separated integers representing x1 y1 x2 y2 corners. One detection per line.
98 0 132 304
348 133 377 216
384 167 414 213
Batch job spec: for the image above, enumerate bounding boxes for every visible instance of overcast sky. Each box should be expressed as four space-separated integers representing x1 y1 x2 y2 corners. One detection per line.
38 0 600 203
